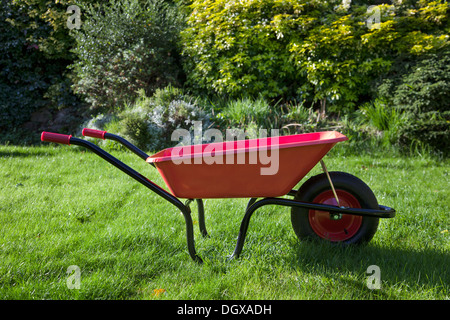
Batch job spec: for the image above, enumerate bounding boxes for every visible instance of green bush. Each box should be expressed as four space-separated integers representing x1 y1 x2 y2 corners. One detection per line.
83 86 211 152
216 97 273 129
0 1 79 134
377 49 450 155
5 0 92 61
182 0 449 111
359 99 407 147
215 96 324 135
70 0 185 111
181 0 305 100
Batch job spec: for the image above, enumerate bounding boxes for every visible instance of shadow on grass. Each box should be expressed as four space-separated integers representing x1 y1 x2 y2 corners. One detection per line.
287 240 449 298
0 144 92 159
0 150 55 158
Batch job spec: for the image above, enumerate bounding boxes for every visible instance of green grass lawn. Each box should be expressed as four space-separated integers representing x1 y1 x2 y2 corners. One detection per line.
0 143 448 300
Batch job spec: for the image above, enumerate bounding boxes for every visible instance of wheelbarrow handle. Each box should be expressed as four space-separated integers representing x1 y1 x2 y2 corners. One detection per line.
40 130 202 263
82 128 107 139
41 132 72 145
82 127 150 163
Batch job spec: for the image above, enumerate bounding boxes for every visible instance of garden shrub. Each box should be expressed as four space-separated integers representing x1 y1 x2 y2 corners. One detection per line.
87 90 328 152
0 0 92 144
359 99 407 147
182 0 449 112
83 86 211 152
5 0 98 61
216 97 273 129
0 0 84 138
182 0 306 100
377 48 450 155
215 96 323 135
70 0 185 111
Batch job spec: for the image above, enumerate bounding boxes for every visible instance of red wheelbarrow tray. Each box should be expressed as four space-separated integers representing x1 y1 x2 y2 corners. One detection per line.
146 131 348 199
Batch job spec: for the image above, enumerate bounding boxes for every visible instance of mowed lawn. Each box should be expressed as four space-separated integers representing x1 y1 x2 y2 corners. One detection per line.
0 143 448 300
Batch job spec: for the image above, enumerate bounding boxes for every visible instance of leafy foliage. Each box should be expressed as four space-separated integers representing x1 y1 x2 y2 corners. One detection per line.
84 86 211 152
377 48 450 155
0 1 54 132
6 0 74 60
0 0 84 135
70 0 185 111
1 0 449 156
182 0 303 99
215 96 325 136
359 98 407 147
182 0 449 111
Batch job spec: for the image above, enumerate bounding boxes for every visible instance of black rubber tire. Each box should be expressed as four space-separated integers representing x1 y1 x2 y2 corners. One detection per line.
291 172 379 245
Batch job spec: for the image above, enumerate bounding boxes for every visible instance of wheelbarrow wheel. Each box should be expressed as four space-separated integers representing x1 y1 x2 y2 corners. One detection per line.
291 172 379 245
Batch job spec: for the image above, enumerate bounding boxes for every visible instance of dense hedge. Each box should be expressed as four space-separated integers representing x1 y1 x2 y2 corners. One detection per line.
1 0 449 154
182 0 449 110
0 1 74 133
0 0 87 135
70 0 185 111
377 48 450 154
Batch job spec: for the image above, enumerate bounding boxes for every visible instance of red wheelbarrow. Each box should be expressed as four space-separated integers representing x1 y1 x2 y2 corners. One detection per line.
41 129 395 263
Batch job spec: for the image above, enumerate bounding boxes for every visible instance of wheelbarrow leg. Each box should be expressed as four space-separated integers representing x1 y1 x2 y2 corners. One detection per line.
180 206 203 263
196 199 209 238
246 198 258 211
226 198 258 259
230 198 264 259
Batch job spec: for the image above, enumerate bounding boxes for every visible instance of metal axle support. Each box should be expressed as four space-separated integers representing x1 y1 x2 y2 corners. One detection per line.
320 159 340 207
229 196 395 259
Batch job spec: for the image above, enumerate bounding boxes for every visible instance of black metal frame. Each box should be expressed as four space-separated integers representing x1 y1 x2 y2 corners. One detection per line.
68 134 396 263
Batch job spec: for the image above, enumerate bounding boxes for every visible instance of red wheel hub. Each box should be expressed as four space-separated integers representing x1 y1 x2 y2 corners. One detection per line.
308 190 362 241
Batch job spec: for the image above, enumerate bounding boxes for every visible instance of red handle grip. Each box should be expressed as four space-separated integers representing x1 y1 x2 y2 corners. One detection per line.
82 128 107 139
41 132 72 145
